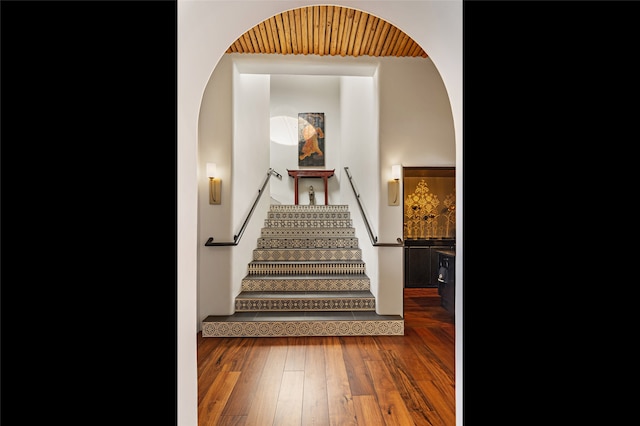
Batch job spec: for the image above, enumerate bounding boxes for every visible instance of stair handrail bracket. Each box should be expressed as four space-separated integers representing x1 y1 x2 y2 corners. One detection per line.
205 168 282 246
344 167 403 247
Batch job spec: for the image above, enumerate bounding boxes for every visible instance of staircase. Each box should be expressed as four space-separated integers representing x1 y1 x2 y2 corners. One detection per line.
202 204 404 337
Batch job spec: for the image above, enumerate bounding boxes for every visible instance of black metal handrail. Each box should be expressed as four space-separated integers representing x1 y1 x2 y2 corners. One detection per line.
204 168 282 246
344 167 404 247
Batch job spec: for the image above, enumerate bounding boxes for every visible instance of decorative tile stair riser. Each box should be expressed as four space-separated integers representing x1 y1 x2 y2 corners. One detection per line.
252 248 362 261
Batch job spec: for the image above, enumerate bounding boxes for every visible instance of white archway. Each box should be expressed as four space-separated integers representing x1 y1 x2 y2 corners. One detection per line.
178 2 462 425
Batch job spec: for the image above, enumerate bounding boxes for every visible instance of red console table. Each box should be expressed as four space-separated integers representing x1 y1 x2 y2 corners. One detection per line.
287 169 335 205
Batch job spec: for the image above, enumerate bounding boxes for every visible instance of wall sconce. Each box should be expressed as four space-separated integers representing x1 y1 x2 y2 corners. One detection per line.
388 164 401 206
207 163 221 205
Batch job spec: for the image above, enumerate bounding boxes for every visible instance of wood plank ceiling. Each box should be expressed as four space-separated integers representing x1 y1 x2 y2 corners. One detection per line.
225 5 428 58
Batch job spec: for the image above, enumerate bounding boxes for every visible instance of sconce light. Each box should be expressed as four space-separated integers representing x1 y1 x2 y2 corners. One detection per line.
207 163 221 205
388 164 401 206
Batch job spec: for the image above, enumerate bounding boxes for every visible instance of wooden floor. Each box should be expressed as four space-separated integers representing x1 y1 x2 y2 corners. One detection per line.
197 287 455 425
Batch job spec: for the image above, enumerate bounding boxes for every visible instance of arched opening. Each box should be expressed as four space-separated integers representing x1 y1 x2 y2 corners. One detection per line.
178 2 462 425
196 5 454 321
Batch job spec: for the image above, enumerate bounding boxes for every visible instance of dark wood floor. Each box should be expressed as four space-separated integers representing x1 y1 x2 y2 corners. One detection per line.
197 287 455 425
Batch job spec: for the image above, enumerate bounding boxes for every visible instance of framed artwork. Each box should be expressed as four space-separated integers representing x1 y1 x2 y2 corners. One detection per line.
298 112 325 167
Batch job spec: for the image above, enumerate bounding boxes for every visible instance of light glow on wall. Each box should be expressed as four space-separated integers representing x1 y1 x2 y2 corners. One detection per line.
270 115 298 146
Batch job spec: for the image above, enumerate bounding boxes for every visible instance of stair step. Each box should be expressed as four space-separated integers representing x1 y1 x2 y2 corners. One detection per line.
247 260 365 275
235 290 375 311
269 204 349 213
261 227 355 237
267 211 351 220
241 274 370 291
264 219 353 228
202 311 404 337
257 237 359 249
253 248 362 261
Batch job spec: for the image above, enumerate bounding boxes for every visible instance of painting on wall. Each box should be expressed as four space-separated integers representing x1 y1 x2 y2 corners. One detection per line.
298 112 325 167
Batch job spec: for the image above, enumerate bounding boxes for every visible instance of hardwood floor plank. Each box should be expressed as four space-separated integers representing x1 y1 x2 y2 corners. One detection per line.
216 415 247 426
403 288 454 328
374 334 435 382
383 390 420 426
340 336 375 396
244 344 288 425
352 395 385 425
284 337 307 371
198 339 226 386
197 333 218 363
431 323 455 346
378 348 447 426
273 370 305 425
418 379 456 425
199 361 231 422
364 359 415 425
324 336 357 425
220 339 272 417
302 340 330 426
198 370 241 426
413 329 455 384
198 338 251 405
353 334 384 362
419 323 455 352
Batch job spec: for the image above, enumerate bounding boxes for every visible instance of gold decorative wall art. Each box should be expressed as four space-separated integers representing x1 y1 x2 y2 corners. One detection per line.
442 191 456 239
404 179 439 239
402 167 455 239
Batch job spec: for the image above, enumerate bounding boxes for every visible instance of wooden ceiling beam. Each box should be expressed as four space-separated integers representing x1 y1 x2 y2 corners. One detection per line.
301 7 309 54
313 5 320 55
323 5 333 56
329 5 341 55
281 11 292 54
274 13 288 54
339 7 354 56
347 9 362 56
318 5 327 56
286 10 298 55
294 9 303 55
359 14 376 56
268 16 280 54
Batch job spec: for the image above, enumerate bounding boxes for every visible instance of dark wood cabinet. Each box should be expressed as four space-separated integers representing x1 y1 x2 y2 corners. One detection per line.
404 239 455 288
404 246 431 287
436 250 455 314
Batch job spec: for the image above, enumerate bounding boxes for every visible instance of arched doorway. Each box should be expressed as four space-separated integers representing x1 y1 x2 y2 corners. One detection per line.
178 3 462 425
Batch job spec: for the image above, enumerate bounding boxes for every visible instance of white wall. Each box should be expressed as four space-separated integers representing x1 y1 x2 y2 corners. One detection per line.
197 56 234 316
269 74 341 205
178 2 462 426
338 74 382 308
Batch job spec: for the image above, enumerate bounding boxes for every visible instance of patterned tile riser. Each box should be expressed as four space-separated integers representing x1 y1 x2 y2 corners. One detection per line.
264 219 353 228
261 228 356 237
267 212 351 220
247 263 365 275
241 279 370 292
253 249 362 261
257 238 359 249
268 205 349 213
202 320 405 337
235 298 375 311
